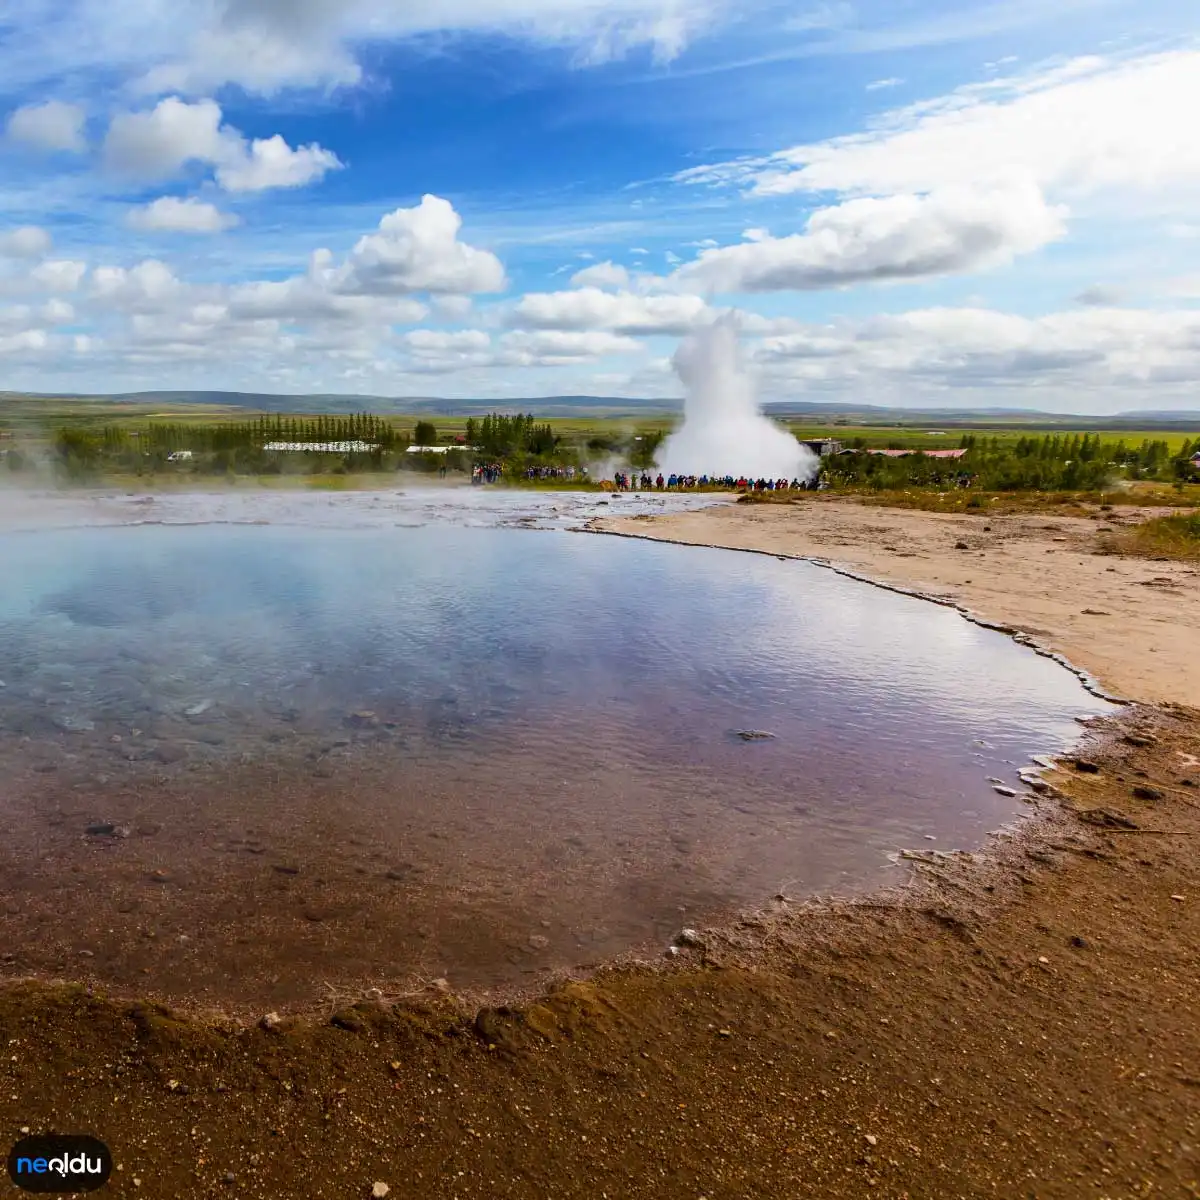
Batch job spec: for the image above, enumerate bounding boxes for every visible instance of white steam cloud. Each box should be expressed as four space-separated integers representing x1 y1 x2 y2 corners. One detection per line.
656 317 818 480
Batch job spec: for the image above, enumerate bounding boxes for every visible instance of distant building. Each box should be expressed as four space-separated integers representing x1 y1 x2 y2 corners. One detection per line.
166 450 193 462
263 441 377 453
406 445 474 454
799 438 843 457
864 448 968 459
1191 451 1200 467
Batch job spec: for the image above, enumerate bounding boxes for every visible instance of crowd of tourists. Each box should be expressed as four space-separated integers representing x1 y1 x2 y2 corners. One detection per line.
471 463 504 484
522 465 583 480
611 472 821 491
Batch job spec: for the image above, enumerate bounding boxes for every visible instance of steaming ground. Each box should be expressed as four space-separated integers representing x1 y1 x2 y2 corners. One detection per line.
656 318 819 481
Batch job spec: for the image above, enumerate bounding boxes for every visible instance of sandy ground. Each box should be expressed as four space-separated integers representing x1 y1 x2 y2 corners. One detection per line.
592 496 1200 708
1 492 1198 1199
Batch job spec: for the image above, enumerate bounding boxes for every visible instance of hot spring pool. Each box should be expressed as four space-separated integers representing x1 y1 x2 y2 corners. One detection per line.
0 514 1113 1010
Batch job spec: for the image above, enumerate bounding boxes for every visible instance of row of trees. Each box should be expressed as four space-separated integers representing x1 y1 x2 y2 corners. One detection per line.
464 413 559 458
824 434 1200 492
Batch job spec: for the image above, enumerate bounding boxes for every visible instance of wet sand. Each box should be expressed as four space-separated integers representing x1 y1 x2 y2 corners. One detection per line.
1 493 1198 1198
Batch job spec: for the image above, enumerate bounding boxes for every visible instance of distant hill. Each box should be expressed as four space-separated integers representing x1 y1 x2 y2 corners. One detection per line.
2 389 1198 428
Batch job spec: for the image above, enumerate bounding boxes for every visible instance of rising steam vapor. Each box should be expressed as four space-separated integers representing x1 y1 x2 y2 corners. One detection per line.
655 316 818 480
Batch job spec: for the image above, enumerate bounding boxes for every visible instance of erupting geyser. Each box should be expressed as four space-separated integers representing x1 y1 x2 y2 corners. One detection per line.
655 316 818 480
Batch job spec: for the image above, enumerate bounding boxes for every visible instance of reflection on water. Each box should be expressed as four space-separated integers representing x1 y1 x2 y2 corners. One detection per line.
0 523 1113 1009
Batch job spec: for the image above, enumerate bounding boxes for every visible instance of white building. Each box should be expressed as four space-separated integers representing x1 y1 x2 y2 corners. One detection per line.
263 441 378 453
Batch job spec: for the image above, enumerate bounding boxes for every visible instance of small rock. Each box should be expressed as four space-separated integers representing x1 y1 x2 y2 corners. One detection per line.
1171 894 1185 903
184 700 214 717
346 710 380 729
273 864 301 876
675 928 704 948
222 1173 235 1186
432 978 451 992
954 541 969 550
1074 759 1100 774
1132 785 1164 801
1124 733 1157 748
992 785 1018 797
372 1184 390 1199
865 1134 878 1147
259 1012 283 1033
52 714 95 733
149 869 171 883
85 823 118 837
19 1126 29 1135
735 729 776 741
1037 956 1050 965
528 934 549 950
153 743 188 764
717 1028 732 1038
1070 936 1088 949
665 945 680 958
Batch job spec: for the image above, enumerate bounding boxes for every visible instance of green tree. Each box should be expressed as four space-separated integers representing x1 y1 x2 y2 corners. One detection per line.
413 420 438 446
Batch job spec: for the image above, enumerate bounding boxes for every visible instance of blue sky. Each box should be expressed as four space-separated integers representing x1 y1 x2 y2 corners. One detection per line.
0 0 1198 411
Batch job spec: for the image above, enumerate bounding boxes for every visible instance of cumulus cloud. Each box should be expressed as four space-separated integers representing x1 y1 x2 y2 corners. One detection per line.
404 328 491 354
215 135 341 192
127 197 239 233
0 330 48 356
679 49 1200 203
330 195 506 296
672 178 1066 293
513 287 712 334
91 260 184 309
103 97 340 191
30 260 87 292
0 226 53 258
6 100 87 153
570 261 631 289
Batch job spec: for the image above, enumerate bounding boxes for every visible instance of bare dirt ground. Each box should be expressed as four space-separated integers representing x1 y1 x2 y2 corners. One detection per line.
2 495 1198 1199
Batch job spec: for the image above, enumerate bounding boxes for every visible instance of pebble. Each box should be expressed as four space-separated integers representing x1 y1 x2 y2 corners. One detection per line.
992 785 1018 797
675 928 704 948
1133 786 1165 801
372 1183 390 1198
865 1135 878 1147
528 934 549 950
1171 895 1185 903
1037 956 1050 965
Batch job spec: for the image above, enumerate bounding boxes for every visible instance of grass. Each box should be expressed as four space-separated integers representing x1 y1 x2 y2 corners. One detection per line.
1103 511 1200 561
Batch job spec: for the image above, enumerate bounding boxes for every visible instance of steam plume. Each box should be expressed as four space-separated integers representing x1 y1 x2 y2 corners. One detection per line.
655 316 818 480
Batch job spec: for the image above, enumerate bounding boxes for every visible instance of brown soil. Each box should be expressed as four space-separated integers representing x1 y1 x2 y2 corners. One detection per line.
3 499 1200 1199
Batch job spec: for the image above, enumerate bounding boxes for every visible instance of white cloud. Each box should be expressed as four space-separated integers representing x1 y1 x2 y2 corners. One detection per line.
127 197 239 233
103 97 340 192
91 260 183 309
865 77 903 91
139 0 726 96
570 261 631 289
680 50 1200 204
499 329 643 359
0 329 49 355
749 305 1200 395
215 134 342 192
330 195 506 296
513 287 712 334
30 260 87 292
404 329 491 354
673 178 1066 293
0 226 53 258
6 100 87 153
104 97 225 177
